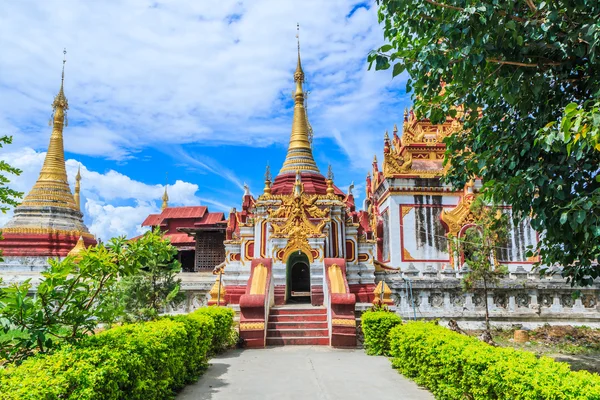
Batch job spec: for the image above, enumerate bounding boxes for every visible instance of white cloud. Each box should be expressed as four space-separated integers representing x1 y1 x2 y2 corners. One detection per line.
0 147 229 240
0 0 409 172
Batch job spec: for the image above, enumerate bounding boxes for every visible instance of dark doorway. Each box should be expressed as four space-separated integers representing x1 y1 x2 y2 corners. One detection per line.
179 250 195 272
286 252 311 303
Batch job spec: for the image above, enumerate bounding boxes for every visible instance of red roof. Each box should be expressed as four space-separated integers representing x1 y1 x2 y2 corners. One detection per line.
142 214 162 226
165 232 195 245
270 172 345 197
196 212 226 226
161 206 207 219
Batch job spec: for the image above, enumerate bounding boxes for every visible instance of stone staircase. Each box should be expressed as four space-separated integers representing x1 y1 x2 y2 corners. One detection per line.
266 305 329 346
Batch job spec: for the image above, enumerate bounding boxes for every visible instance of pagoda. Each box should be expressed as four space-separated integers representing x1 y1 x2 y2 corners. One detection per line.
218 28 377 347
0 51 96 260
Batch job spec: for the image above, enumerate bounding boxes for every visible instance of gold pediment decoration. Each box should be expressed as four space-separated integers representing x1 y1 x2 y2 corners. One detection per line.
267 178 329 238
383 151 412 177
277 228 315 263
441 193 477 236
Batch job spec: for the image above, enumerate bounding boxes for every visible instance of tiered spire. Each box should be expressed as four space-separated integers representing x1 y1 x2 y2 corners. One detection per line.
279 23 320 175
20 49 78 211
162 173 169 210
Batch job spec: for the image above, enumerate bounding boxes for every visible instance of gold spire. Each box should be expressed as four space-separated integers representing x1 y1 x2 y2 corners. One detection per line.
161 173 169 210
326 165 335 195
20 49 78 211
74 165 81 210
67 235 86 261
263 164 272 195
279 24 320 175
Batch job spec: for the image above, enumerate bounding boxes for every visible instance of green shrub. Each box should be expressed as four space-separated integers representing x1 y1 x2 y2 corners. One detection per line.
389 322 600 400
0 311 216 399
361 310 402 355
193 306 235 353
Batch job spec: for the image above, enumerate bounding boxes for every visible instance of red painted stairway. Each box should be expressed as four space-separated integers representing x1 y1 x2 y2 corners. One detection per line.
266 306 328 346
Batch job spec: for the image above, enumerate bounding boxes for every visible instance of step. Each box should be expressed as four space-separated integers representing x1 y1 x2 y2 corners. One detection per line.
267 328 328 338
266 337 330 346
270 307 326 315
267 321 328 329
269 314 327 323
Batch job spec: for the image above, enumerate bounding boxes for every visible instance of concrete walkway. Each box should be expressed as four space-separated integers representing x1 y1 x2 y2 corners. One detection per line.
177 346 433 400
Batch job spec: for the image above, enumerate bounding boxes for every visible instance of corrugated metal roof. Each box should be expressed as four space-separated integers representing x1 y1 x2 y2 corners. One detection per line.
165 233 195 245
195 212 226 226
141 214 162 227
161 206 207 219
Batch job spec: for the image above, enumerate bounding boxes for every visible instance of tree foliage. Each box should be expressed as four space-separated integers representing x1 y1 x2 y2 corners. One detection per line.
370 0 600 286
449 197 509 342
0 229 180 362
108 228 184 322
0 135 22 215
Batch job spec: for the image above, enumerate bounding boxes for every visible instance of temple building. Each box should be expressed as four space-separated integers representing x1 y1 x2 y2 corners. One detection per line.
0 52 96 283
365 109 600 327
141 190 226 272
365 110 539 272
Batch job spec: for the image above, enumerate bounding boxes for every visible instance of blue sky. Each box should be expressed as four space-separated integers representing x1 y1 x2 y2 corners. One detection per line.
0 0 411 240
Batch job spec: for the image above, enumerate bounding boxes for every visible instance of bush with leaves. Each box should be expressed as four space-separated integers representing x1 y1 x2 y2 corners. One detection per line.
193 307 236 353
107 228 184 322
361 310 402 356
0 229 179 362
0 313 218 400
389 321 600 399
370 0 600 286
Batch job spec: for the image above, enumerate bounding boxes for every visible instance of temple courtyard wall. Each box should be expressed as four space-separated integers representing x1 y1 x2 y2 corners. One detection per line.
378 269 600 329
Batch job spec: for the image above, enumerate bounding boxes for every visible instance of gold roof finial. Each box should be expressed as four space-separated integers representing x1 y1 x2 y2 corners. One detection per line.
327 164 334 181
263 164 272 195
393 123 398 132
294 23 304 83
74 164 82 211
161 172 169 210
373 155 378 164
384 130 389 140
278 24 320 176
20 49 77 211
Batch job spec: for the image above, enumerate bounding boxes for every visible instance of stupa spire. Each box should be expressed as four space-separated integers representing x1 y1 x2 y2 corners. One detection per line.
74 165 81 210
20 49 77 210
279 24 320 175
162 173 169 210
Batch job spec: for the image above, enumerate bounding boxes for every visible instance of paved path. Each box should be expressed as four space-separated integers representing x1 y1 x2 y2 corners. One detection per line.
177 346 433 400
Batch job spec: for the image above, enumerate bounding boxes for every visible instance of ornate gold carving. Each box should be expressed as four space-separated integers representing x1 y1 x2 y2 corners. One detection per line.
277 229 315 263
328 264 346 294
240 322 265 331
208 278 226 304
440 194 477 236
1 227 94 239
401 206 413 219
373 281 394 305
383 151 412 177
332 318 356 327
249 263 268 295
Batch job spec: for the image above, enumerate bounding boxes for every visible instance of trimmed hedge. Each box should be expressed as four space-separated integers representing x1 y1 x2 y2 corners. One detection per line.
389 322 600 400
194 306 235 353
0 307 234 400
361 310 402 355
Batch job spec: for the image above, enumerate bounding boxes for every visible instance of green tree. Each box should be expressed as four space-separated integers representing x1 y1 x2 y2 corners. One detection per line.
0 236 140 362
450 197 509 344
369 0 600 286
109 228 184 323
0 135 23 214
0 229 180 362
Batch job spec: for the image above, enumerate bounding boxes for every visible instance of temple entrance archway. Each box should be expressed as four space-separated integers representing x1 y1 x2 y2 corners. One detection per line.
286 252 311 303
